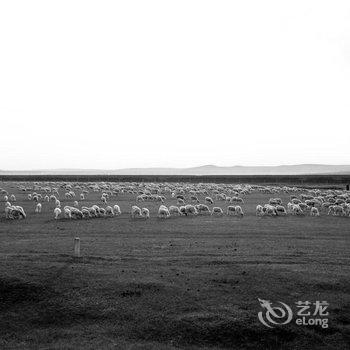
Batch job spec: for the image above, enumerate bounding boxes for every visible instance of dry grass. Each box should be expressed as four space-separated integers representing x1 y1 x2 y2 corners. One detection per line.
0 181 349 349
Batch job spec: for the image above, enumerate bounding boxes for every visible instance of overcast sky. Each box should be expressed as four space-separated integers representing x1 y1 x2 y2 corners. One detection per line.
0 1 349 170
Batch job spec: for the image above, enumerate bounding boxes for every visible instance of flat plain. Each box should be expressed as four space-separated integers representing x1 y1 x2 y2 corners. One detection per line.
0 181 349 350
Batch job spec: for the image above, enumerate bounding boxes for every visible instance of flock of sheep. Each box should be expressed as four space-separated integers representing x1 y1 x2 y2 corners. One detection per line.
1 181 350 221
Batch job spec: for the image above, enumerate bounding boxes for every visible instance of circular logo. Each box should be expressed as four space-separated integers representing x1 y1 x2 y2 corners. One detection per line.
258 298 293 328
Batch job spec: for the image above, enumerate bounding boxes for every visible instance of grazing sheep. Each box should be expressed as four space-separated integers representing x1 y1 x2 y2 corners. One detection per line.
190 195 199 203
54 207 62 220
81 208 91 218
6 205 26 219
234 205 244 217
195 204 211 215
256 205 264 217
177 198 185 205
158 205 170 218
211 207 224 216
328 205 344 216
141 207 150 219
291 204 304 216
227 205 236 216
275 205 287 216
113 204 121 216
131 205 142 218
105 206 114 217
205 196 214 205
310 207 320 216
35 203 42 213
169 205 181 216
64 207 72 219
269 198 282 205
184 204 198 216
28 194 32 200
80 193 85 200
73 201 79 207
10 194 16 202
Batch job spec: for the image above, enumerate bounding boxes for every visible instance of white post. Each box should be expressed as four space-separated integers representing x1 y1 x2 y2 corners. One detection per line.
74 237 80 257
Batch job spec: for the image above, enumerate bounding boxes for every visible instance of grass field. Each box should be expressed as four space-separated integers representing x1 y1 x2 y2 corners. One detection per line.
0 182 349 349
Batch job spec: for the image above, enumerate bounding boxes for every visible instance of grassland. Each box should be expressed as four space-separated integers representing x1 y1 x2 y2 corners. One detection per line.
0 182 349 349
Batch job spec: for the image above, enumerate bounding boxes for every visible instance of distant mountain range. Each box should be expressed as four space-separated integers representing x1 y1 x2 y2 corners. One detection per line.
1 164 350 176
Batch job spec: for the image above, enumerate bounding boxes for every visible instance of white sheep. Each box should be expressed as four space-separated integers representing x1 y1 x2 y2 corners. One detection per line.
256 205 264 217
158 205 170 218
105 206 114 217
35 203 42 213
195 204 211 215
113 204 121 216
141 207 150 219
131 205 142 218
310 207 320 216
205 196 214 205
211 207 224 216
169 205 181 216
54 207 62 220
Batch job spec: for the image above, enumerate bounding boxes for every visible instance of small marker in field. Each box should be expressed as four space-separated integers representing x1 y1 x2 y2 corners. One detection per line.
74 237 81 257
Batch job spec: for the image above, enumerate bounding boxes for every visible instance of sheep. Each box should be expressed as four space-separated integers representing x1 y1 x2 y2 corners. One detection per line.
158 205 170 218
82 206 97 217
35 203 42 213
131 205 142 218
211 207 224 216
28 194 32 200
105 206 114 217
70 207 83 219
10 194 16 202
6 205 26 219
230 196 244 204
256 205 264 217
44 195 49 202
275 205 287 216
195 204 211 215
328 205 344 216
234 205 244 217
55 199 61 208
269 198 282 205
113 204 121 216
169 205 181 216
97 207 106 217
81 208 91 218
63 207 71 219
190 195 199 203
291 204 304 216
54 207 62 220
227 205 236 216
141 207 150 219
101 196 107 204
184 204 198 216
310 207 320 216
73 201 79 207
205 196 214 205
263 204 277 216
80 193 85 200
177 198 185 205
4 195 8 201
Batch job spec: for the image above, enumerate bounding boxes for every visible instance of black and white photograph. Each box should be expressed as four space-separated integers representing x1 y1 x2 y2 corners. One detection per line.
1 1 349 349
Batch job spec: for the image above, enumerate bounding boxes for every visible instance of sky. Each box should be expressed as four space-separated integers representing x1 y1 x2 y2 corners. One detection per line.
0 0 349 170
